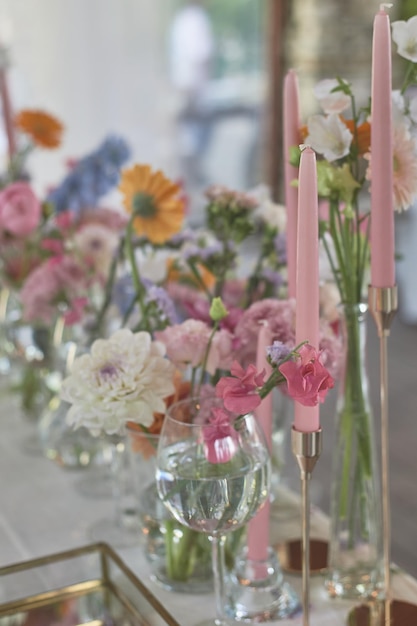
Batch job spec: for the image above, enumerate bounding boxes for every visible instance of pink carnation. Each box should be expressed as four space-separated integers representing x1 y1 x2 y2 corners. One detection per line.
279 344 334 407
206 328 234 375
154 319 212 369
233 299 296 367
0 182 41 237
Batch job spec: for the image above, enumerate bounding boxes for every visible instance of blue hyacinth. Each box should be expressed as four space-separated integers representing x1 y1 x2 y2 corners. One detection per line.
47 135 131 214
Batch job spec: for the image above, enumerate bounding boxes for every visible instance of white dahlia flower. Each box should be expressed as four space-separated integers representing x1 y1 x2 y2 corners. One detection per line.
61 328 175 435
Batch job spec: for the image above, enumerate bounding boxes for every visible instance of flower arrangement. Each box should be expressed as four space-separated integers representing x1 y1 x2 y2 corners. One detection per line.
283 13 417 596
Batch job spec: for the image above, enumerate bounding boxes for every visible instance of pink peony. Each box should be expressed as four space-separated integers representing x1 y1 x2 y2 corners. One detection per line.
0 182 42 237
216 361 265 414
154 319 212 369
279 344 334 407
202 407 238 464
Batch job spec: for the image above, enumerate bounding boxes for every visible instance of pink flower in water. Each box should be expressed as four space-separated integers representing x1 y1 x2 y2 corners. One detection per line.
203 407 238 464
278 344 334 407
216 361 265 414
0 182 41 237
155 319 211 369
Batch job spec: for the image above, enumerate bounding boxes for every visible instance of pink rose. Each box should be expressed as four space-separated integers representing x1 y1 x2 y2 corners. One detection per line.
0 182 42 237
215 361 265 415
203 407 238 464
278 344 334 407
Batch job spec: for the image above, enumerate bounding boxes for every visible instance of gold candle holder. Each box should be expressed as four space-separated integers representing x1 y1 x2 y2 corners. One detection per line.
349 286 417 625
291 427 322 626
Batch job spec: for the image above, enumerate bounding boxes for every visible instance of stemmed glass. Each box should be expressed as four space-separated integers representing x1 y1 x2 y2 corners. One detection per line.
156 396 270 626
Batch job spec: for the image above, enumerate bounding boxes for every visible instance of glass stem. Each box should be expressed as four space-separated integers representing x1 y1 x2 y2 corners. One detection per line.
209 533 227 624
110 435 135 528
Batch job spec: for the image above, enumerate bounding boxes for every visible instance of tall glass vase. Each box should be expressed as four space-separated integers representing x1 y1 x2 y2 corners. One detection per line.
325 303 383 599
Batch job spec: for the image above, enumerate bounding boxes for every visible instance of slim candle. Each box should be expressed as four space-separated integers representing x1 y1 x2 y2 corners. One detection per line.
0 46 16 159
283 69 300 299
295 147 319 432
247 321 273 566
370 6 395 288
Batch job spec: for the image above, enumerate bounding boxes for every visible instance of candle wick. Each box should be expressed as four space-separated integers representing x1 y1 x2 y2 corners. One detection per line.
299 143 311 152
379 2 393 11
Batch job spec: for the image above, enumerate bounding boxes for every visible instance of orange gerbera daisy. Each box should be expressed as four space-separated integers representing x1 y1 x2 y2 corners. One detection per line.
15 109 64 148
166 258 216 291
119 164 185 244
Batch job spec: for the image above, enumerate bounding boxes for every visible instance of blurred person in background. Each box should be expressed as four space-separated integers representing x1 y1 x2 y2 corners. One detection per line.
168 0 215 188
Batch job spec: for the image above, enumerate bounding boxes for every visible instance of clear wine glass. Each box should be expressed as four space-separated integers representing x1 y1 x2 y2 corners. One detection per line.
156 396 270 626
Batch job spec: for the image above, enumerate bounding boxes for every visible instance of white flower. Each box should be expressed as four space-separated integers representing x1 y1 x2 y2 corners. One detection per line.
73 223 119 277
408 96 417 125
251 184 287 231
134 247 170 283
256 199 287 232
306 113 352 162
392 16 417 62
391 90 409 128
313 79 351 114
61 328 175 435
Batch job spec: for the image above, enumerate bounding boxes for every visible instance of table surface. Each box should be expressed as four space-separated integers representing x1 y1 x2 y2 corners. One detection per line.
1 395 417 625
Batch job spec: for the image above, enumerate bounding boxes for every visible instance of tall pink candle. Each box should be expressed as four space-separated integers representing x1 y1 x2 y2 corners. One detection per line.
0 47 16 159
370 7 395 288
247 322 272 565
295 147 319 433
283 69 300 299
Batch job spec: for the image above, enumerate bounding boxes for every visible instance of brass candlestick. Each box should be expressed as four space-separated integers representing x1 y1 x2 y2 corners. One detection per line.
291 427 322 626
348 285 417 625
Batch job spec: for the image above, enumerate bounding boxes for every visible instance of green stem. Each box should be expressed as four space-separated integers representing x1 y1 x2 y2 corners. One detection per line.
124 217 150 332
337 305 372 538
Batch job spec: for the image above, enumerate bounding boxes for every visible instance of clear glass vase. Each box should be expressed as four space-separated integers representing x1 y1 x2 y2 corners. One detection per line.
325 303 383 600
37 321 111 469
126 425 214 593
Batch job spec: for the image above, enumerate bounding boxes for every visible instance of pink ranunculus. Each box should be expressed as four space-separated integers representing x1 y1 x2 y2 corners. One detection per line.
154 319 212 369
202 407 238 463
0 182 42 237
215 361 265 415
278 344 334 407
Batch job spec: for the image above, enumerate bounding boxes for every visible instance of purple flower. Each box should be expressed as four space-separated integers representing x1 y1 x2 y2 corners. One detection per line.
274 233 287 265
266 341 292 365
260 267 284 288
144 282 178 325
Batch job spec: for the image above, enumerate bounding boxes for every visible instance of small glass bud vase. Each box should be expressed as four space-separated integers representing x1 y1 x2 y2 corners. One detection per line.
325 303 383 600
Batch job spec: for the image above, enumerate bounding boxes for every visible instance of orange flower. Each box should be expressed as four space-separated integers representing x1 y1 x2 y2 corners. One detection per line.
166 258 216 291
342 119 371 155
15 109 64 148
119 164 185 244
127 373 192 459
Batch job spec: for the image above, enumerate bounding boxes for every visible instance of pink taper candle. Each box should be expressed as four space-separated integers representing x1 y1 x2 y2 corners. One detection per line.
247 321 273 566
0 47 16 159
370 6 395 288
283 69 300 299
295 147 320 432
